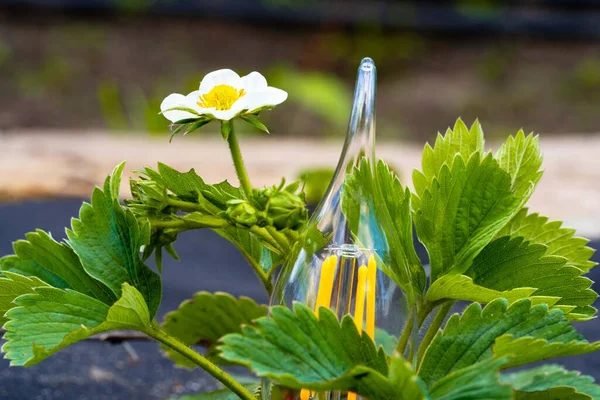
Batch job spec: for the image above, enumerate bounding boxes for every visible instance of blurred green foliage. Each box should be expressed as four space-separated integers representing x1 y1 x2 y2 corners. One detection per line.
97 81 169 134
18 56 75 98
573 57 600 90
298 167 335 205
0 38 11 67
267 65 352 134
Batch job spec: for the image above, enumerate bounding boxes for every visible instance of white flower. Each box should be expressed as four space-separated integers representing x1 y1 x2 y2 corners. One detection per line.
160 69 288 122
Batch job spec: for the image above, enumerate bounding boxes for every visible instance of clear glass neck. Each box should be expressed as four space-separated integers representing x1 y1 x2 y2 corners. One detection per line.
311 57 377 227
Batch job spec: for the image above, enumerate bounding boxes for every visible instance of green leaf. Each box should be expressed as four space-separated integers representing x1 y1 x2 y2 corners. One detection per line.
0 255 69 289
241 115 270 134
219 303 388 390
220 305 428 400
67 164 162 318
493 334 600 369
413 118 485 209
2 283 151 366
162 292 267 367
426 274 541 305
0 272 49 325
501 364 600 399
343 158 425 296
5 230 115 304
216 226 282 276
418 298 587 386
428 358 512 400
495 130 543 202
175 383 261 400
467 236 597 320
497 208 597 273
414 153 522 282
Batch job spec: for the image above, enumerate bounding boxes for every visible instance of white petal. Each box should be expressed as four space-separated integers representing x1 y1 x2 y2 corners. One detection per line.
238 87 288 113
240 72 268 92
160 93 200 123
199 69 242 93
211 108 241 121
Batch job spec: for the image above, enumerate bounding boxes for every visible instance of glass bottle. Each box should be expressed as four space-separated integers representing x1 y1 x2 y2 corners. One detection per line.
265 58 416 400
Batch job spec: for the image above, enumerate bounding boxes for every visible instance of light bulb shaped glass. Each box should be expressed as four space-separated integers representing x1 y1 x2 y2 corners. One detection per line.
265 58 416 400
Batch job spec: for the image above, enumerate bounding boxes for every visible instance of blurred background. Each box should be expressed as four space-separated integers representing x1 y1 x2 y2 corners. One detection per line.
3 0 600 139
1 1 600 399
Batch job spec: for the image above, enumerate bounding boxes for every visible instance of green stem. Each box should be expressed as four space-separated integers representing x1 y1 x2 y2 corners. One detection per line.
225 121 253 199
395 311 414 356
167 198 204 212
237 245 273 295
148 216 227 230
416 301 454 367
143 327 255 400
250 226 284 254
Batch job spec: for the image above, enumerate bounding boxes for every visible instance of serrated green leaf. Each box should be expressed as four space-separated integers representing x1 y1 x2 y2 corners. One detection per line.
219 304 388 389
467 236 597 319
498 208 597 272
418 299 586 386
175 383 261 400
2 283 150 366
162 292 267 368
413 118 485 209
0 255 69 289
5 230 115 304
414 153 522 282
220 305 427 400
501 364 600 399
493 334 600 369
343 158 425 296
67 165 162 318
0 272 49 325
428 358 512 400
426 274 540 305
495 130 543 202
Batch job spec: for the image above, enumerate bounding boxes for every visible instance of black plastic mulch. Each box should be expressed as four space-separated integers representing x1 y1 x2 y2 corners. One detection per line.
0 199 598 399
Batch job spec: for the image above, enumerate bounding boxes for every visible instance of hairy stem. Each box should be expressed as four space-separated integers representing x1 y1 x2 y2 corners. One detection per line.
416 301 454 367
395 311 414 356
225 122 253 199
143 327 255 400
166 198 205 212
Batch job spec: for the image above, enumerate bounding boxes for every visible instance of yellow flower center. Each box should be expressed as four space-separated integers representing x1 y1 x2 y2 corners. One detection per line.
197 84 246 110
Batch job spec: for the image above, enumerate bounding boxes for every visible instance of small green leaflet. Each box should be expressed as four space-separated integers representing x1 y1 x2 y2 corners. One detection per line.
467 236 597 320
162 292 267 367
175 384 261 400
343 158 425 296
6 229 116 304
418 298 589 386
0 272 49 325
0 255 69 290
414 153 522 282
500 364 600 399
412 118 485 210
428 358 512 400
493 334 600 369
425 274 543 305
494 130 543 203
498 208 597 273
67 162 162 318
2 283 151 366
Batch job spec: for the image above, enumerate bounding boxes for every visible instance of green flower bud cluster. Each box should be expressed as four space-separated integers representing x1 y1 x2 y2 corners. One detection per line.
224 180 308 230
127 178 170 217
